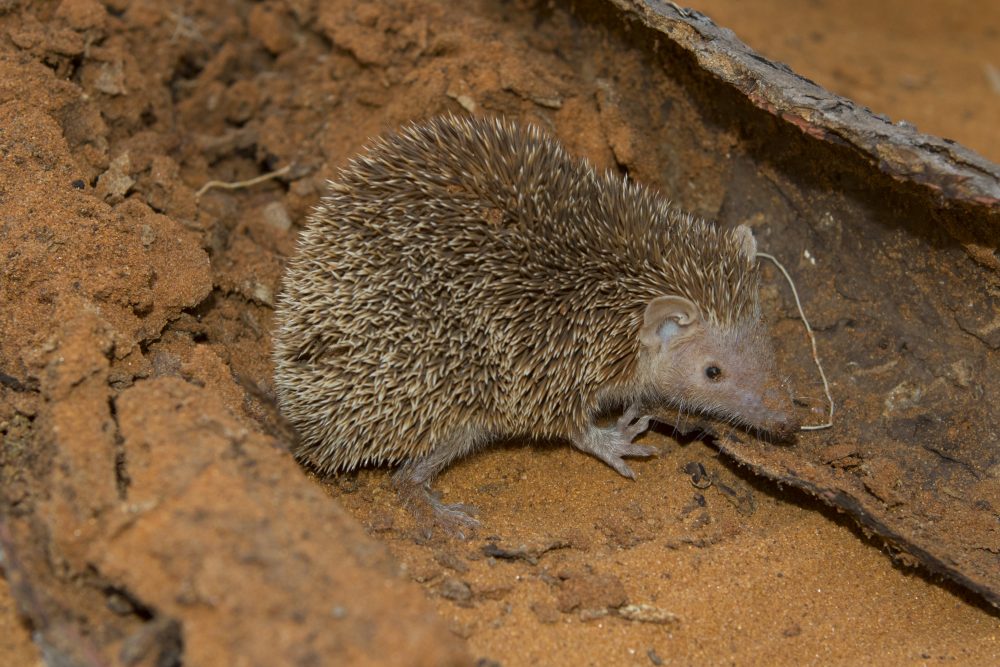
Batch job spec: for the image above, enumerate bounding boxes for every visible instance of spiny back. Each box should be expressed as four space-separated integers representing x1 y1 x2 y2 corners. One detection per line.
273 114 760 473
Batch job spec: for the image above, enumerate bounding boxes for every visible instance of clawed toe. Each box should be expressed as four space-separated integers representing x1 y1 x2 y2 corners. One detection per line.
396 480 480 540
428 500 480 540
609 458 638 479
623 416 651 441
616 404 640 429
616 406 652 442
603 441 658 479
621 443 658 458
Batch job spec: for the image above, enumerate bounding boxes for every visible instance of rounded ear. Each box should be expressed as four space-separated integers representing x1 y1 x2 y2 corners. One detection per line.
733 224 757 260
640 295 700 349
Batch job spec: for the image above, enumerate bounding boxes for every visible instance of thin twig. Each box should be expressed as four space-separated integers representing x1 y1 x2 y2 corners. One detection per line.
757 251 834 430
195 165 292 199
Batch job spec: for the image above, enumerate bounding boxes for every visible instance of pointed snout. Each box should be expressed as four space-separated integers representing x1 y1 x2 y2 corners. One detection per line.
757 384 801 441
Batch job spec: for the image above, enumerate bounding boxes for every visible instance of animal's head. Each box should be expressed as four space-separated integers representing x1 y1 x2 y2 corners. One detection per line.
637 226 799 439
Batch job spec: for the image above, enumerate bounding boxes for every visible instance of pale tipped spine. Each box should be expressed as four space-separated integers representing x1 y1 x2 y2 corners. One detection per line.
273 115 760 474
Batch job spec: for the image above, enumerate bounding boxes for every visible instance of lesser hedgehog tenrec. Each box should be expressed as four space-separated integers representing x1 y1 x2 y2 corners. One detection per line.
273 115 798 531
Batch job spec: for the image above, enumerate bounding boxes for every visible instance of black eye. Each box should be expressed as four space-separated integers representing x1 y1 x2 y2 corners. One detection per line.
705 365 722 381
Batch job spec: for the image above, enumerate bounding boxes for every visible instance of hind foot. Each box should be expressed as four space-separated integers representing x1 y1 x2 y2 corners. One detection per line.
572 404 657 479
390 428 485 538
394 477 480 540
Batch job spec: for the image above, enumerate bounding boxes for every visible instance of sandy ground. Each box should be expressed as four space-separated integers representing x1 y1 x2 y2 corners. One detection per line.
1 1 998 665
685 0 1000 165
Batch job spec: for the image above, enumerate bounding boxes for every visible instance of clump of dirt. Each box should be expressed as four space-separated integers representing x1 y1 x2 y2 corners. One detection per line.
1 0 998 665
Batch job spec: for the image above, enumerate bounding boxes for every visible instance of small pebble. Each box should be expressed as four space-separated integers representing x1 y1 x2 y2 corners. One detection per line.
682 461 712 489
251 281 274 306
439 576 473 606
261 201 291 232
140 224 156 248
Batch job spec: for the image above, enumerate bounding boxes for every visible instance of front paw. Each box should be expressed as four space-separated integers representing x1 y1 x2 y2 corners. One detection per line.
575 405 658 479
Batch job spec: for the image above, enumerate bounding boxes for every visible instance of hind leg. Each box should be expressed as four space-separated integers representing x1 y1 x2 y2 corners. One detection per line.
392 427 483 539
